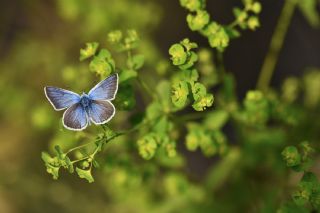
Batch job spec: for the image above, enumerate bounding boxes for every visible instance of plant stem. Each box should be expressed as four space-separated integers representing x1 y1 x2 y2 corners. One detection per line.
127 49 157 100
256 0 298 91
66 141 96 154
71 156 90 164
136 76 158 100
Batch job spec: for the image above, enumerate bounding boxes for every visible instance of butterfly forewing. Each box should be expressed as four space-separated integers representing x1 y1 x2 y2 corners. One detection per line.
45 87 80 110
88 74 118 101
87 100 115 124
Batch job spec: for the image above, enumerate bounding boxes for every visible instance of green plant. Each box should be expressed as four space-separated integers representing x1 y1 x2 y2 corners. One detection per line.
39 0 320 212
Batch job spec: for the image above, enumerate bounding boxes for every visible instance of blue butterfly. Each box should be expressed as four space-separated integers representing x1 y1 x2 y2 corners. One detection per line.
44 74 118 131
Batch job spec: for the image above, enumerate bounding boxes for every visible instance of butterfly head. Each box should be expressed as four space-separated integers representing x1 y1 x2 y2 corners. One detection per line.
80 93 92 109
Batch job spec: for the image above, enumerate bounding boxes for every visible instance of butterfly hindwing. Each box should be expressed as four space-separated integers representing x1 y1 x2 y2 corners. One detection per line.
45 87 81 111
88 74 118 101
62 103 88 131
88 100 115 124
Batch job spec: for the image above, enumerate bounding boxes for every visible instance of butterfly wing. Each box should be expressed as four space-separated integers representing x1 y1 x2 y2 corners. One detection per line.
88 74 118 101
44 86 81 111
87 100 115 124
62 103 89 131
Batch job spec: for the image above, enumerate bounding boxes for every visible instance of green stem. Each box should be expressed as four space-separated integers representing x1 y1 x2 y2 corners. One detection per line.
256 0 298 91
136 76 158 100
66 141 96 154
127 49 157 100
71 156 90 164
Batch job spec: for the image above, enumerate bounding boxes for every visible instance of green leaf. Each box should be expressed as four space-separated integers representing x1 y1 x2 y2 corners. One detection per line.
153 116 172 134
204 110 229 130
235 10 248 23
76 167 94 183
156 81 172 112
127 54 145 70
46 165 60 180
42 152 60 179
146 102 163 120
80 42 99 61
232 7 242 19
65 156 74 173
180 38 198 51
224 27 241 39
179 51 198 70
54 145 64 157
169 44 187 66
41 152 55 164
173 69 199 84
119 69 137 83
114 83 136 110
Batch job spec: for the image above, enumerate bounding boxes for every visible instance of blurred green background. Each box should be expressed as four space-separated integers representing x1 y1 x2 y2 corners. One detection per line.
0 0 319 212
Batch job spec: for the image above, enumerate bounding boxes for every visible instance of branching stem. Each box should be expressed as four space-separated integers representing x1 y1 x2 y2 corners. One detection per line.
256 0 298 91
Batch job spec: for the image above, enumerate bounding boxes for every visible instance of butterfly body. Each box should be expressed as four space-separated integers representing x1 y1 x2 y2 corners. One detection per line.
44 74 118 131
79 93 92 109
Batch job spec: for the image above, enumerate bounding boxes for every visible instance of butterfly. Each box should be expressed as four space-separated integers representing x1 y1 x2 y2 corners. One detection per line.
44 74 118 131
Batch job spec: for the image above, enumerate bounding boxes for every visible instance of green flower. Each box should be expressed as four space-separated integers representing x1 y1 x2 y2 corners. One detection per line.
180 0 204 12
281 146 301 167
79 42 99 61
187 10 210 31
89 49 115 77
192 93 214 111
247 16 260 30
172 81 189 108
186 131 199 151
169 44 187 66
107 30 123 43
137 134 158 160
251 2 262 14
208 28 229 51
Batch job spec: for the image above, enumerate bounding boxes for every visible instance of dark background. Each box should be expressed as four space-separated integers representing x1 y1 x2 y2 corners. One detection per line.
1 0 320 96
0 0 319 212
